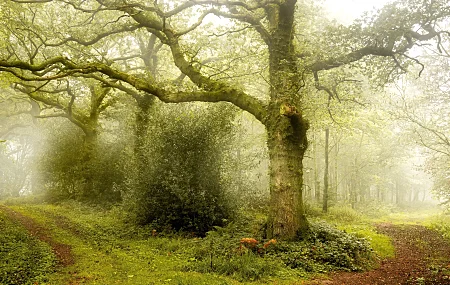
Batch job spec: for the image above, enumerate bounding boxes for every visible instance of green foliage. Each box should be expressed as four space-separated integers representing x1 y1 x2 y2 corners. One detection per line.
185 222 286 281
357 202 397 218
0 212 56 285
338 224 395 259
9 203 239 285
4 202 385 284
186 218 375 281
305 204 363 223
191 251 283 282
428 214 450 241
270 222 374 272
126 103 237 236
304 203 325 218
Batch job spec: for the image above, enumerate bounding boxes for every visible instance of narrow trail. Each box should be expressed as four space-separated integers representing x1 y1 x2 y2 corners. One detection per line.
309 223 450 285
0 204 75 267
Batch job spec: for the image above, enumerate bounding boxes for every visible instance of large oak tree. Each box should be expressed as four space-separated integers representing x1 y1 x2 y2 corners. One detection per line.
0 0 449 240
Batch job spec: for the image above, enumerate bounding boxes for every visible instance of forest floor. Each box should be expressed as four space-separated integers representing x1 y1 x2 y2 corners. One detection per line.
2 203 450 284
308 223 450 285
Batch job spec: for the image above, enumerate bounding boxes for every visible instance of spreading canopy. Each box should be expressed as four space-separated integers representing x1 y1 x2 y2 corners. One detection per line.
0 0 449 123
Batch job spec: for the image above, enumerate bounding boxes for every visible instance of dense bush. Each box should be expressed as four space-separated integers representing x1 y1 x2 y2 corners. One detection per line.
126 103 237 236
0 212 56 284
429 214 450 241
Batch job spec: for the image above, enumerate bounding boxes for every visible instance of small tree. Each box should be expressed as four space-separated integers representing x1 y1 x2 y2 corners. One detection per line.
126 102 237 235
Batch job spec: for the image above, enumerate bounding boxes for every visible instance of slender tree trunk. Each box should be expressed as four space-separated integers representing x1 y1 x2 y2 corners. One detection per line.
265 0 310 240
350 158 358 209
395 179 401 205
323 128 329 213
312 133 321 203
333 138 339 201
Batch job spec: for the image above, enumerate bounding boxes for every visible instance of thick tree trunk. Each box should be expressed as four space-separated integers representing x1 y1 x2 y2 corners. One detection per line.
266 111 309 240
265 0 310 240
80 85 107 200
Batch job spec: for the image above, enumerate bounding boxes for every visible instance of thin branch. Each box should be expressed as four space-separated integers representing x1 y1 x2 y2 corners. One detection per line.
43 24 144 47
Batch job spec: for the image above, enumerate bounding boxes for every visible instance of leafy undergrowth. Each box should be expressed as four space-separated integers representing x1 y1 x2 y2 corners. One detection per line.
0 201 389 284
306 205 395 260
428 212 450 241
186 221 375 282
0 211 56 285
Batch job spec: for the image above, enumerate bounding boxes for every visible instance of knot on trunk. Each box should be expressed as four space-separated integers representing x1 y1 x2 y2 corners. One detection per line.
279 103 309 151
279 103 298 117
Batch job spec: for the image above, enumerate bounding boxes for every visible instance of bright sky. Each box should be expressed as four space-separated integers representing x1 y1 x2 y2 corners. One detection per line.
323 0 392 25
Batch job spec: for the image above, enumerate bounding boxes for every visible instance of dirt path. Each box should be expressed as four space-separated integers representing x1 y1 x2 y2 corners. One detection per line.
0 205 75 267
309 223 450 285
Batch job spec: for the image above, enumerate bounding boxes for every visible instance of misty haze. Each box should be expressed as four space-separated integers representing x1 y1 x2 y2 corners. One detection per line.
1 0 450 284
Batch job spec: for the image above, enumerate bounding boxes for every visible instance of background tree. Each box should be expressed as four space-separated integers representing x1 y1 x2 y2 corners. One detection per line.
388 54 450 205
0 87 40 198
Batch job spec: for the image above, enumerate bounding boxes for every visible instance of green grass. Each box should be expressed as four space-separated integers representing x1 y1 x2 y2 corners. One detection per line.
0 200 408 285
7 204 242 285
427 213 450 241
308 204 450 261
0 211 56 285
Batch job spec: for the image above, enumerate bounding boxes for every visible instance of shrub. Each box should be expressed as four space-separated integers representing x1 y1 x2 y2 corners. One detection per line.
304 203 324 218
185 223 285 281
36 120 125 204
268 221 375 272
126 103 237 236
429 214 450 240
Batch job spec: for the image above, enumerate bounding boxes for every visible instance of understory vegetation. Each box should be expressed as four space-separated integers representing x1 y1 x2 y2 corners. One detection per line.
0 200 406 284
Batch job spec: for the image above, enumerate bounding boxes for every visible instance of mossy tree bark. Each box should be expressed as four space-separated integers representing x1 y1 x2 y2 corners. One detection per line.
264 0 309 240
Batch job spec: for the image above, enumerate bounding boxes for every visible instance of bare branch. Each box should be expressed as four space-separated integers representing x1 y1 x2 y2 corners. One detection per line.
210 9 270 45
